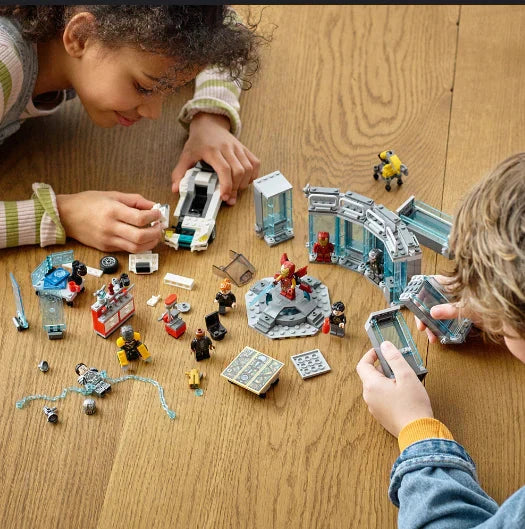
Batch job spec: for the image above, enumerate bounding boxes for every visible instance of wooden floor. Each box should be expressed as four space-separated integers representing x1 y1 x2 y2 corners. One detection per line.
1 6 524 529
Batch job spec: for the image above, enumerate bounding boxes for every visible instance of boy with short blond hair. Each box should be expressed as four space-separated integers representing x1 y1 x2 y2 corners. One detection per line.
357 153 525 528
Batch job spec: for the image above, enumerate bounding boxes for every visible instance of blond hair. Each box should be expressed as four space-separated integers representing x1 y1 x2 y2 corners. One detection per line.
449 152 525 341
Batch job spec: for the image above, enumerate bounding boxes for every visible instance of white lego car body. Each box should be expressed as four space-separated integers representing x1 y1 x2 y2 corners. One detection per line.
164 161 221 252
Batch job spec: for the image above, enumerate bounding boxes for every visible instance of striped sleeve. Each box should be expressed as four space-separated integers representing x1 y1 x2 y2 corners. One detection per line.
0 183 66 248
0 32 24 122
178 69 242 137
177 8 245 137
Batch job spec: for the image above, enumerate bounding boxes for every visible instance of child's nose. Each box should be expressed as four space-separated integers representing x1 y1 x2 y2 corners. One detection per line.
137 97 163 120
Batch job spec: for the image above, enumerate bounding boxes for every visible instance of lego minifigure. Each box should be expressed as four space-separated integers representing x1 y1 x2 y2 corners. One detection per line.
313 231 334 263
69 260 88 289
329 301 346 337
190 328 215 361
273 253 312 301
373 149 408 191
75 363 112 396
365 248 384 280
115 325 151 371
158 293 187 339
214 278 237 315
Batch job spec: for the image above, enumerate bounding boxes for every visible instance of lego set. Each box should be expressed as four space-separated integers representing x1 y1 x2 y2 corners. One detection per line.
116 325 151 370
165 161 221 252
212 250 256 286
15 149 473 425
399 275 472 344
31 250 87 339
396 196 453 259
253 171 294 246
158 294 187 339
245 253 331 339
91 273 135 339
10 272 29 331
303 185 422 305
373 149 408 191
291 349 331 380
364 306 428 380
221 346 284 398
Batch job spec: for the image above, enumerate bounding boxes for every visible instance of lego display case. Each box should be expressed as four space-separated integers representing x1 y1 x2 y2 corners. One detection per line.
365 306 428 380
400 275 472 344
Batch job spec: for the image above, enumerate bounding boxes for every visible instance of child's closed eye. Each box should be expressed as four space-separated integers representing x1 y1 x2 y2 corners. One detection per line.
134 82 154 96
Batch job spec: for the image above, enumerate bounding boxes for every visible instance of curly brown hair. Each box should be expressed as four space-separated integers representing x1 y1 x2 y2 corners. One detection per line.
0 5 263 87
448 152 525 341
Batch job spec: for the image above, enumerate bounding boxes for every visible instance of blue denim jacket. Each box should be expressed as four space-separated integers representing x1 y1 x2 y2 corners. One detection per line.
389 439 525 528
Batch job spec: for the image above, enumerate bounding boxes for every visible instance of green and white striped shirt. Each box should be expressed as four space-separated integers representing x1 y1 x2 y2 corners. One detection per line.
0 17 243 249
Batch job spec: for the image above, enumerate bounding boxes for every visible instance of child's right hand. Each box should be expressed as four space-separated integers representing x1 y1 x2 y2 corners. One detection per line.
57 191 163 253
414 274 478 342
356 341 434 438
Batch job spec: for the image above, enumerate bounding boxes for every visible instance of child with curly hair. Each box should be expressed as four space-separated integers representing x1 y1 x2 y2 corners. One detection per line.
357 153 525 528
0 5 262 252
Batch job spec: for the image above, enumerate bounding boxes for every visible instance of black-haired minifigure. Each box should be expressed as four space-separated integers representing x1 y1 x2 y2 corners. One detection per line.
329 301 346 337
75 363 112 396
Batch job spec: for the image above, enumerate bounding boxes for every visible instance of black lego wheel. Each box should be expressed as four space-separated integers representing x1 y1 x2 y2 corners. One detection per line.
100 255 119 274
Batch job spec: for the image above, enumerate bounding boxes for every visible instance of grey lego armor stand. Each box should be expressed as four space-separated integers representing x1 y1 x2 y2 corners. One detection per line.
245 276 331 339
399 275 472 344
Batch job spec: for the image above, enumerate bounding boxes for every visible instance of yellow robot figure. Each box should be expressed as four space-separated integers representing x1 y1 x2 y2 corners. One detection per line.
373 149 408 191
116 324 151 371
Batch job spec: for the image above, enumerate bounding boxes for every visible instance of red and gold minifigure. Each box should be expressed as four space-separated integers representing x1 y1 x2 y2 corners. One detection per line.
273 253 313 300
313 231 334 263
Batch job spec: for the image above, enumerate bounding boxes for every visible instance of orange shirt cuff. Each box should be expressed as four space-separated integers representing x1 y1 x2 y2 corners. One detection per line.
398 418 454 452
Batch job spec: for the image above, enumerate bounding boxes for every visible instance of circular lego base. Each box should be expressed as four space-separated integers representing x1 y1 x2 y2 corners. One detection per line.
245 276 331 339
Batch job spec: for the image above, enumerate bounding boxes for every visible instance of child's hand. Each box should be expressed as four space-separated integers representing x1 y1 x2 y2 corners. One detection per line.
57 191 163 253
414 274 480 342
356 341 434 437
171 112 260 205
415 303 460 343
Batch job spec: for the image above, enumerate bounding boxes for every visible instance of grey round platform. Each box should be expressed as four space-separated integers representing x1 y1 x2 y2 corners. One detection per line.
245 276 331 339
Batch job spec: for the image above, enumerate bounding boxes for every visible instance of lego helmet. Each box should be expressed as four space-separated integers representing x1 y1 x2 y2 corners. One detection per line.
368 248 382 260
121 325 134 341
279 253 295 276
220 278 232 291
317 231 329 240
195 328 205 338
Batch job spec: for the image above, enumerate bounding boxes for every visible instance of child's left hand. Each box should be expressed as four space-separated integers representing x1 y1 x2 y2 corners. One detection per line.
171 112 260 205
356 341 434 437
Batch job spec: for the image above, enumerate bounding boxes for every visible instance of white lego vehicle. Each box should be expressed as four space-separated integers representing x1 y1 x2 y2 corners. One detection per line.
164 161 222 252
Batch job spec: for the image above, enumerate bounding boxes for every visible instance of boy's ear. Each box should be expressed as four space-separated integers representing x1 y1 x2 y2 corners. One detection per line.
63 12 96 58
